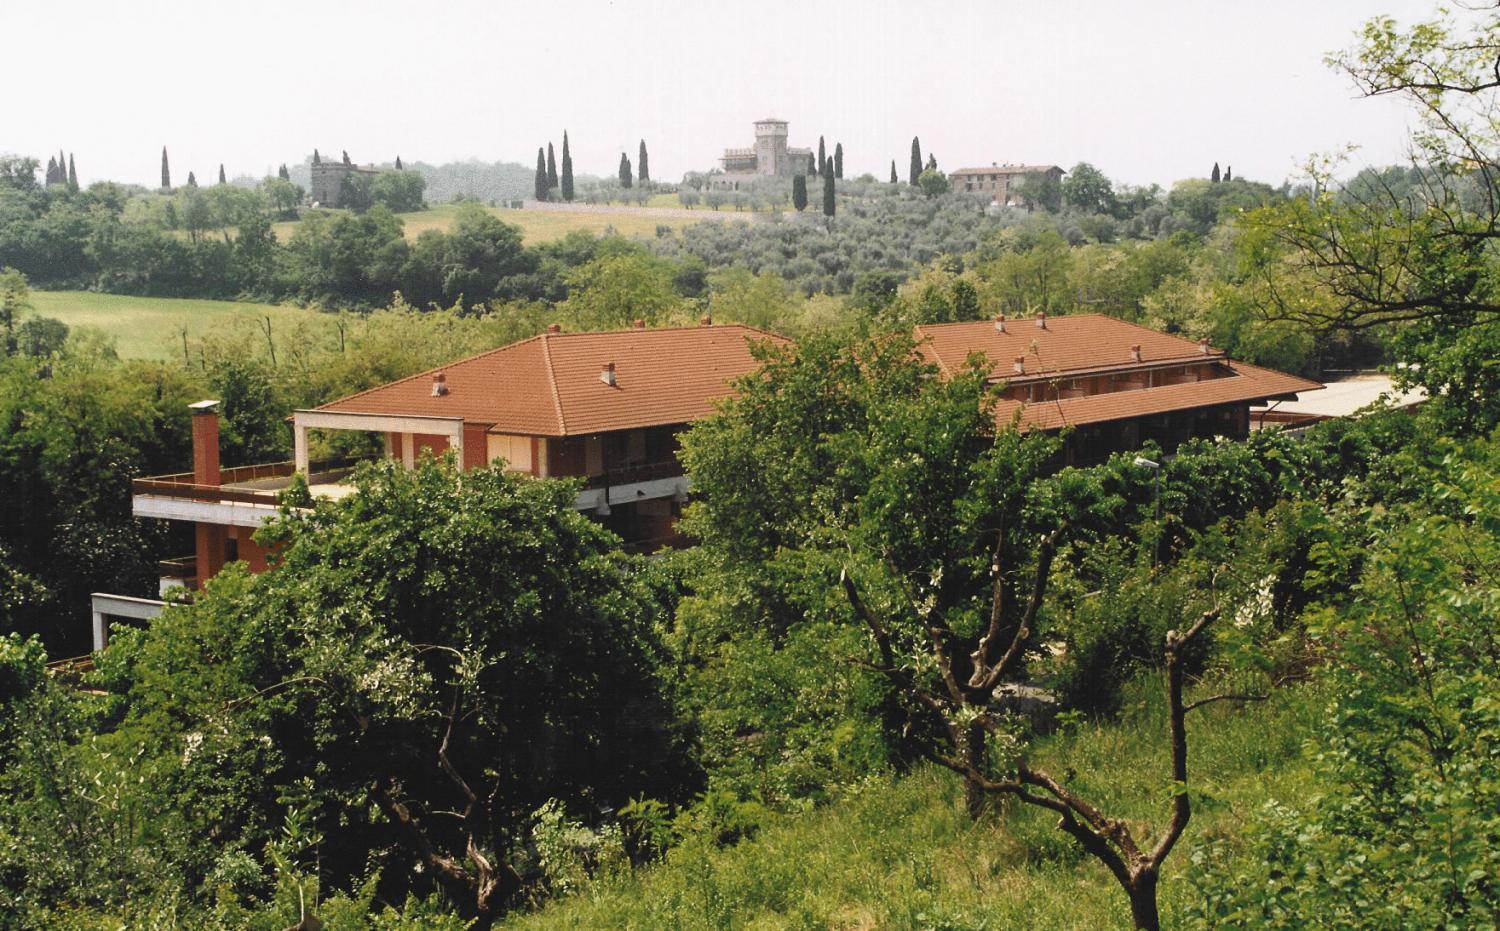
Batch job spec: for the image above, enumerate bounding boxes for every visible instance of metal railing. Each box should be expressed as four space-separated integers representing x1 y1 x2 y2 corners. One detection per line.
133 456 367 504
582 460 684 490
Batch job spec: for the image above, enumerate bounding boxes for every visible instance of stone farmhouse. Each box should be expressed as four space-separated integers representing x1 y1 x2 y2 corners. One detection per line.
91 315 1320 649
949 163 1065 207
309 151 387 207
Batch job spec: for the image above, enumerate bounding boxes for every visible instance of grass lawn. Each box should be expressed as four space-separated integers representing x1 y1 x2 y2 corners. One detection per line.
31 291 329 361
500 679 1322 930
271 202 701 245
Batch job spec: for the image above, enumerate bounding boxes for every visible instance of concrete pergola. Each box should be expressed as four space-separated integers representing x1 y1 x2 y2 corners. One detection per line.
291 410 466 474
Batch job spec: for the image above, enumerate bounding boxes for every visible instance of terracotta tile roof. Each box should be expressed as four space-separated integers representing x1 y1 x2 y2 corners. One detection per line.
911 314 1321 431
316 324 786 436
996 361 1321 431
916 314 1229 382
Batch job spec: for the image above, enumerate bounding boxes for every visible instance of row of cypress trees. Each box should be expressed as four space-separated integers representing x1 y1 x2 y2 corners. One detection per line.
43 150 77 190
535 135 654 201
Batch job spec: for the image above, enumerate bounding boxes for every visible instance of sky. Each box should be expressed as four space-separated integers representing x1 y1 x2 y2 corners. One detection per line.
3 0 1450 190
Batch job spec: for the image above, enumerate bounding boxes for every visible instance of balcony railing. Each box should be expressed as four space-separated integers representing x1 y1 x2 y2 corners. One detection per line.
581 459 684 490
132 456 367 505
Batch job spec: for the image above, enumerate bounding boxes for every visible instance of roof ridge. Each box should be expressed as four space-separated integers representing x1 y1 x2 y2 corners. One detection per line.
540 333 567 435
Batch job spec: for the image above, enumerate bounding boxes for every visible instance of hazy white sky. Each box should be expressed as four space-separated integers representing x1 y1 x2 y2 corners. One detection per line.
4 0 1447 190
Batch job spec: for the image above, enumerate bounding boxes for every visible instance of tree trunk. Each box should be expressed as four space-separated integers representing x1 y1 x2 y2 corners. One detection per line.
1127 870 1160 931
963 719 988 819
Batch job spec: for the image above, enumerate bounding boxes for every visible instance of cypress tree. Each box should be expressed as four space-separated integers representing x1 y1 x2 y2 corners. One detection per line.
910 137 922 185
638 139 649 183
218 163 227 185
58 150 66 179
1211 162 1221 183
792 173 807 211
342 150 351 165
535 148 548 200
926 153 937 172
279 164 290 180
44 157 57 186
161 146 171 190
546 142 558 190
1224 165 1233 182
395 155 403 170
890 160 898 184
187 171 197 188
817 136 826 177
67 153 77 190
808 153 817 176
619 153 632 188
561 131 574 202
822 166 835 217
312 149 321 165
834 142 843 180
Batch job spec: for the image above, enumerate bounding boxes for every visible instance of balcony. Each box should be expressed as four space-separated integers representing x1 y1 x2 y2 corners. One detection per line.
575 459 688 512
132 457 367 528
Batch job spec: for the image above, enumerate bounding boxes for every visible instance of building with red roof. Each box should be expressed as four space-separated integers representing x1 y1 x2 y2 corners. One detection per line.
913 313 1321 464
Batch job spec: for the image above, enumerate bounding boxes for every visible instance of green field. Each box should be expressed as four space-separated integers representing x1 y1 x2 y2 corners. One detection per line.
31 291 327 361
271 202 705 245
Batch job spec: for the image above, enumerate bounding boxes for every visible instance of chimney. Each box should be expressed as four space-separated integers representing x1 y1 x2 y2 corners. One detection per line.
1035 311 1047 329
994 313 1006 333
546 323 561 333
189 400 220 487
431 372 448 397
1199 337 1211 355
1013 355 1025 375
1130 344 1142 362
632 319 646 329
600 362 617 386
700 314 713 326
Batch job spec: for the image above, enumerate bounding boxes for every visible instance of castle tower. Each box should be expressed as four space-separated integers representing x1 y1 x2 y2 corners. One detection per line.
753 118 789 176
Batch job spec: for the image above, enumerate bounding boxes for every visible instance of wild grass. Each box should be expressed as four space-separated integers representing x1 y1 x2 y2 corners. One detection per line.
29 290 328 361
500 677 1322 929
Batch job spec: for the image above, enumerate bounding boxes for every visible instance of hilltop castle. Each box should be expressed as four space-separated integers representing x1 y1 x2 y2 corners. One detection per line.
719 118 813 177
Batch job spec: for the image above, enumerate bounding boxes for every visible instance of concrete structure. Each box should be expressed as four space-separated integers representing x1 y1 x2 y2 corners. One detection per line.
915 313 1322 466
719 118 813 178
949 164 1065 208
309 152 386 207
1252 374 1425 428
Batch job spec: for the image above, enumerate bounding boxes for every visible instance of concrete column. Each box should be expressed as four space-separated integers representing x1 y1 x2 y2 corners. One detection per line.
293 419 310 475
92 610 107 652
401 434 415 469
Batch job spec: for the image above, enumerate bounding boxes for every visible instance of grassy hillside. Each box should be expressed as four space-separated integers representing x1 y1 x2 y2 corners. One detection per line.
270 202 706 245
31 291 329 360
501 679 1321 930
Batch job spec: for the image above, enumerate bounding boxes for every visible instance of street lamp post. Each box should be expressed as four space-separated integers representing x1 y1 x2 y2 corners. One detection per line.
1134 456 1162 568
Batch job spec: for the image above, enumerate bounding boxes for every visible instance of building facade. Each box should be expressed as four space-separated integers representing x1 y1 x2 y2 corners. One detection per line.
309 154 386 207
948 164 1064 207
718 118 813 177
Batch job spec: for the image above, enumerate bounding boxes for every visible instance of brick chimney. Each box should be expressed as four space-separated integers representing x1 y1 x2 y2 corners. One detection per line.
431 372 448 396
994 314 1006 333
547 323 562 333
1013 355 1025 375
1200 337 1211 355
700 314 713 326
189 400 220 486
1130 344 1142 362
632 319 646 329
1035 311 1047 329
600 362 617 386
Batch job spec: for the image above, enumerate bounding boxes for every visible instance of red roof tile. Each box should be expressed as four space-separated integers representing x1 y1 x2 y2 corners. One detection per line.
915 314 1235 381
316 324 786 436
